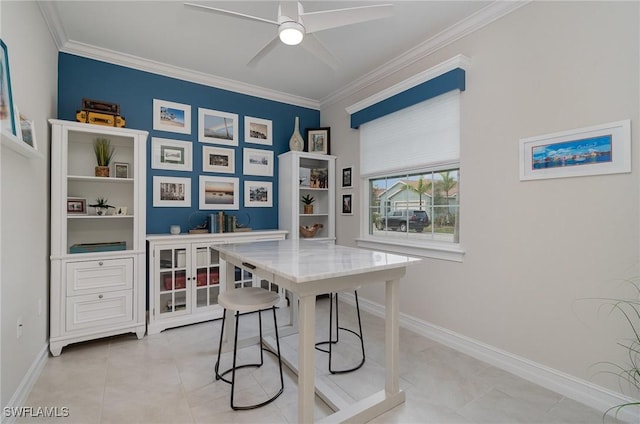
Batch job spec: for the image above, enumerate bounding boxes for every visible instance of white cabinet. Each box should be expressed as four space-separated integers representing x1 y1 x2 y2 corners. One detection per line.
278 151 336 241
146 231 288 334
49 120 147 356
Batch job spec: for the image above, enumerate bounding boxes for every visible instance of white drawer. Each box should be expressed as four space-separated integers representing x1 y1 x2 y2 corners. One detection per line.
66 290 133 332
66 258 133 296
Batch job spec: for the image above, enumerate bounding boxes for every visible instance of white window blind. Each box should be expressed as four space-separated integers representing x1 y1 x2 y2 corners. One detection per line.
359 90 460 177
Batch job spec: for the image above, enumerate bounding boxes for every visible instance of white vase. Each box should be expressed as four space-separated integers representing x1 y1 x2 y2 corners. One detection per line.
289 117 304 151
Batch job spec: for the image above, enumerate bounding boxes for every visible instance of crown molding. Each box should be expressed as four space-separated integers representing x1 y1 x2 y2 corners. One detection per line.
60 40 321 110
37 0 528 112
321 1 530 109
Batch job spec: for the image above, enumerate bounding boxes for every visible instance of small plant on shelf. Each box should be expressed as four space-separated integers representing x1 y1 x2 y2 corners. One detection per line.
93 137 115 177
89 197 115 216
301 194 315 214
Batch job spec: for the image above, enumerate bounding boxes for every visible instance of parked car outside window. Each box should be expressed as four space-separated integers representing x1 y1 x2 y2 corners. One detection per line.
378 209 430 233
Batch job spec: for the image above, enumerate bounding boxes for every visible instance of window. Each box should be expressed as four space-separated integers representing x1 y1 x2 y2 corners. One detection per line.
369 167 459 242
356 87 463 261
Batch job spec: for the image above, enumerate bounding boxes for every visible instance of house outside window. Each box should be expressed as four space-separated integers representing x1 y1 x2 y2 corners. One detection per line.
370 169 459 243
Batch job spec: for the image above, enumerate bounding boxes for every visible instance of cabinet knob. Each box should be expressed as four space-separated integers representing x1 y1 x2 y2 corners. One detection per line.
98 262 104 266
98 294 104 299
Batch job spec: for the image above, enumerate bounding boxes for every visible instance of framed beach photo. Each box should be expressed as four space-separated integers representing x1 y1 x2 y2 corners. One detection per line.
244 116 272 146
151 137 193 171
199 175 239 210
18 112 36 148
202 145 235 174
306 127 330 155
519 119 631 181
0 39 16 137
153 99 191 134
153 176 191 207
198 108 238 146
243 148 273 177
245 180 273 207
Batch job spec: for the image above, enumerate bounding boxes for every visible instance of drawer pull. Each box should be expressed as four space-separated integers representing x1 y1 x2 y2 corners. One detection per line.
98 294 104 299
242 262 256 270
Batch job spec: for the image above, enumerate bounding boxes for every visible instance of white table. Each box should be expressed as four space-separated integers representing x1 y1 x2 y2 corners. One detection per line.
216 239 420 423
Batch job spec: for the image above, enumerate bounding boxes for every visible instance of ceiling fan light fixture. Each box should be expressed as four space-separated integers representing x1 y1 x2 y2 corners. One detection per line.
278 21 304 45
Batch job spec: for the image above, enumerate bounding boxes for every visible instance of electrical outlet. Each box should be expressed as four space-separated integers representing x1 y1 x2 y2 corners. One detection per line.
17 316 23 339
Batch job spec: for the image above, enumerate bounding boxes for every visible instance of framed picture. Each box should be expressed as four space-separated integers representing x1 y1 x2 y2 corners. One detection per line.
153 99 191 134
519 119 631 181
67 197 87 215
115 206 128 216
306 127 330 155
17 112 36 148
245 180 273 207
151 137 193 171
199 175 239 210
341 166 353 188
243 148 273 177
0 40 17 137
113 162 129 178
198 108 238 146
342 194 353 215
244 116 272 146
153 176 191 207
202 145 235 174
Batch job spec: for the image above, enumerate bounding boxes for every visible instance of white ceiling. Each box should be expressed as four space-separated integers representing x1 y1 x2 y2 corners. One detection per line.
39 1 523 108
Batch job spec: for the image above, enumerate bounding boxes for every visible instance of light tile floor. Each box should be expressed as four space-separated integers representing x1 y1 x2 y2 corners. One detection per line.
22 297 612 423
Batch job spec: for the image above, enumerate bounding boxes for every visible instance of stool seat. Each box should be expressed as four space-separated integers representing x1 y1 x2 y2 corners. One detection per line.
218 286 280 312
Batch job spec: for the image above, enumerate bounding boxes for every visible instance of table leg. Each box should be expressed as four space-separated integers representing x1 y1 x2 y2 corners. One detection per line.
298 294 316 423
385 278 400 395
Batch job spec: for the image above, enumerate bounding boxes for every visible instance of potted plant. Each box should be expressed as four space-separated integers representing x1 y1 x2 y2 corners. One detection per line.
301 194 315 214
93 137 115 177
89 197 115 216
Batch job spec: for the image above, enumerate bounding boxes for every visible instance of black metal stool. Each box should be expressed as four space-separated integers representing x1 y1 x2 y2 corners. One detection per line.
214 287 284 410
315 290 366 374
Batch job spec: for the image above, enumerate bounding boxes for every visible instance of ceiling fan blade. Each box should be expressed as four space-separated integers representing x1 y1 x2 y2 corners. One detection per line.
247 35 281 68
184 2 279 26
301 34 341 70
301 4 393 34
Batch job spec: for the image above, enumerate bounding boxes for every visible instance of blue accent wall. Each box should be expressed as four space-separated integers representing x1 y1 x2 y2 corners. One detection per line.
57 53 320 234
350 68 465 129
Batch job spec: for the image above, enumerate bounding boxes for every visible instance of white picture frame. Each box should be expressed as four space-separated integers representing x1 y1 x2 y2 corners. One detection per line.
243 148 273 177
244 116 272 146
341 166 353 189
151 137 193 171
519 119 631 181
341 194 353 215
199 175 239 210
153 99 191 134
153 176 191 207
244 180 273 207
198 107 238 146
202 145 235 174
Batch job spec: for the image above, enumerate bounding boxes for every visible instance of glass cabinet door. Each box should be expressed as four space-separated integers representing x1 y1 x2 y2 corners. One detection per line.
157 246 189 315
193 245 221 310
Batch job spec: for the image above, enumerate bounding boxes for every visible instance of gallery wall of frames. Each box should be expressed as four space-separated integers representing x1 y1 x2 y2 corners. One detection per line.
57 53 320 234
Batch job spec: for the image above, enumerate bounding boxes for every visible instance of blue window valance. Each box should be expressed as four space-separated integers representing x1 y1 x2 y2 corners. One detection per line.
350 67 465 129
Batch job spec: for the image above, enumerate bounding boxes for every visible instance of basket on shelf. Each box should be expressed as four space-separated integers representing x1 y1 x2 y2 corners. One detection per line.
299 223 323 238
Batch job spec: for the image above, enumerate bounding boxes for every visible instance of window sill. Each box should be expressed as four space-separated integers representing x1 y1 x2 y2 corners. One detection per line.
355 236 465 262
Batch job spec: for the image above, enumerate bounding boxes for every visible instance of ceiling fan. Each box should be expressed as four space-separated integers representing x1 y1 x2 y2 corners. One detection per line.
184 1 393 69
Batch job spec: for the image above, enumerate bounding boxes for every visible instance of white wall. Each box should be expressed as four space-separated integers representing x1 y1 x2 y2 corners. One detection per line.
0 1 57 409
326 1 639 404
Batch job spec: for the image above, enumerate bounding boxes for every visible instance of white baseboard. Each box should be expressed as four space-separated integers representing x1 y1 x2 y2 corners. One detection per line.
341 293 640 424
1 344 49 424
